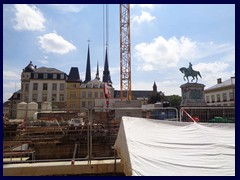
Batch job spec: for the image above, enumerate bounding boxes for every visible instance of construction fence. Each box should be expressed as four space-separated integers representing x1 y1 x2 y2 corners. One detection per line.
3 106 235 164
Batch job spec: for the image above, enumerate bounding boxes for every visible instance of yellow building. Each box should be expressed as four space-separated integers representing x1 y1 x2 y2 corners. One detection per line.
66 67 81 111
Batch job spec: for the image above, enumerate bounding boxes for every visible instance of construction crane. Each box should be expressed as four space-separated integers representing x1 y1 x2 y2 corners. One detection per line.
120 4 132 100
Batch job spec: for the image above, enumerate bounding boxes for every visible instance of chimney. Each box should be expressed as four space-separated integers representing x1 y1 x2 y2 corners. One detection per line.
217 78 222 84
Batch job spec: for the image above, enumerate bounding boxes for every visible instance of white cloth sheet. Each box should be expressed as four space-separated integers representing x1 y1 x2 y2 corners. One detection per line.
114 116 235 176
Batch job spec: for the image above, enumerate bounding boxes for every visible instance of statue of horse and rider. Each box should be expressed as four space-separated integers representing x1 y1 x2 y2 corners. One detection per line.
179 62 202 83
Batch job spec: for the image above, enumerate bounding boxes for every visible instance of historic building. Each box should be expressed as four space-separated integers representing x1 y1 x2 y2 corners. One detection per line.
8 90 21 118
21 61 67 109
8 44 115 113
204 77 235 106
66 67 81 110
80 45 114 109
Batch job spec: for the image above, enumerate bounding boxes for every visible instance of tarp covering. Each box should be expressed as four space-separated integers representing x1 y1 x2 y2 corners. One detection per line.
114 116 235 176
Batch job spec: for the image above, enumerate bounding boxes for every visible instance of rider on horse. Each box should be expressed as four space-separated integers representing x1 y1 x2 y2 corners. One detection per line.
188 62 193 76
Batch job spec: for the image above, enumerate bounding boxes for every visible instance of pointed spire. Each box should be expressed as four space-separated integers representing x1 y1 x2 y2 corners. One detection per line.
84 44 91 83
103 47 112 84
95 62 100 80
153 81 157 93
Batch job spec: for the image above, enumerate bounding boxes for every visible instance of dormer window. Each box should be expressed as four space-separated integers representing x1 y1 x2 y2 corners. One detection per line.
34 73 38 79
43 73 48 79
60 74 64 79
53 74 57 79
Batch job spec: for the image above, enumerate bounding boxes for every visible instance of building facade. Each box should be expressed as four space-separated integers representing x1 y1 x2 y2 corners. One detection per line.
66 67 81 111
21 61 67 109
204 77 235 106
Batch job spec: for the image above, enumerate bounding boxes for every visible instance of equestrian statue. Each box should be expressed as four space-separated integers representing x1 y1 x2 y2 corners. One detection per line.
179 62 202 83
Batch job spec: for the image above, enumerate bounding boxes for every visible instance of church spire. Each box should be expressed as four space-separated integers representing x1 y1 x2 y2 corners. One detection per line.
153 81 157 93
102 47 112 84
95 61 100 80
84 44 91 83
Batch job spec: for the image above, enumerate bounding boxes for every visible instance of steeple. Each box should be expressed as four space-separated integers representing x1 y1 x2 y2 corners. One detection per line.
95 62 100 80
84 44 91 83
102 47 112 84
153 81 157 93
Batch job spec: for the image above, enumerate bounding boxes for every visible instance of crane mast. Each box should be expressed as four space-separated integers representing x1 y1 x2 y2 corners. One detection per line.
120 4 132 100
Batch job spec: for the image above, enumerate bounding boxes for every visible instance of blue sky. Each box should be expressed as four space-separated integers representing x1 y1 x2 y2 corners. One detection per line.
3 4 235 102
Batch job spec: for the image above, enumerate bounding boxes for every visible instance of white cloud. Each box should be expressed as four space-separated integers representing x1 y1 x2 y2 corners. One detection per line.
38 56 49 64
132 11 155 24
38 33 76 55
38 59 49 64
135 36 197 71
3 70 20 80
194 62 233 88
13 4 45 31
49 4 85 13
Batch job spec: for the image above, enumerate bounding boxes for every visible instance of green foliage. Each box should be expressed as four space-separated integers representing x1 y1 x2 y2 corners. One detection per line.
168 95 181 107
148 91 165 104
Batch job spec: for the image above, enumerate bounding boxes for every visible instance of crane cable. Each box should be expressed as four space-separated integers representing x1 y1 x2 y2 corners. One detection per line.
103 4 109 65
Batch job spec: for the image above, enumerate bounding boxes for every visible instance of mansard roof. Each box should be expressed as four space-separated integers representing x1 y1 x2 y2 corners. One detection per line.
34 67 65 74
67 67 81 82
205 77 235 92
8 89 21 100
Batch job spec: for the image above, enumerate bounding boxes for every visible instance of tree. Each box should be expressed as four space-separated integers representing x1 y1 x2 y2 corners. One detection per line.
148 91 166 104
168 95 181 108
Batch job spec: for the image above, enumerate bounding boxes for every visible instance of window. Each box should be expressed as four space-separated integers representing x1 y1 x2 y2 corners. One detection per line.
59 94 64 101
33 83 38 91
22 74 25 78
94 92 98 98
60 74 64 79
60 83 65 91
42 94 47 102
88 101 92 107
82 101 86 107
25 84 29 92
217 94 220 102
52 83 57 91
82 91 86 98
100 92 103 98
24 95 28 102
43 73 48 79
88 92 92 98
229 92 234 101
70 84 76 88
53 74 57 79
52 94 57 102
34 73 38 79
70 103 75 109
32 94 37 101
222 93 227 101
211 95 215 102
206 96 209 103
70 93 76 98
43 83 48 90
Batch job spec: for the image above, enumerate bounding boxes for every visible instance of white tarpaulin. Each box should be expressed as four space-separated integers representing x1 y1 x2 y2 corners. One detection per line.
114 116 235 176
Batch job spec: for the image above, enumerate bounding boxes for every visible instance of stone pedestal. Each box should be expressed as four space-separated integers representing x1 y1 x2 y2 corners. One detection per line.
180 83 207 107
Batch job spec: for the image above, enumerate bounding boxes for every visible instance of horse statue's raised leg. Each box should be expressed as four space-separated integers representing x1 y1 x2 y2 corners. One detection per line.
191 76 195 82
